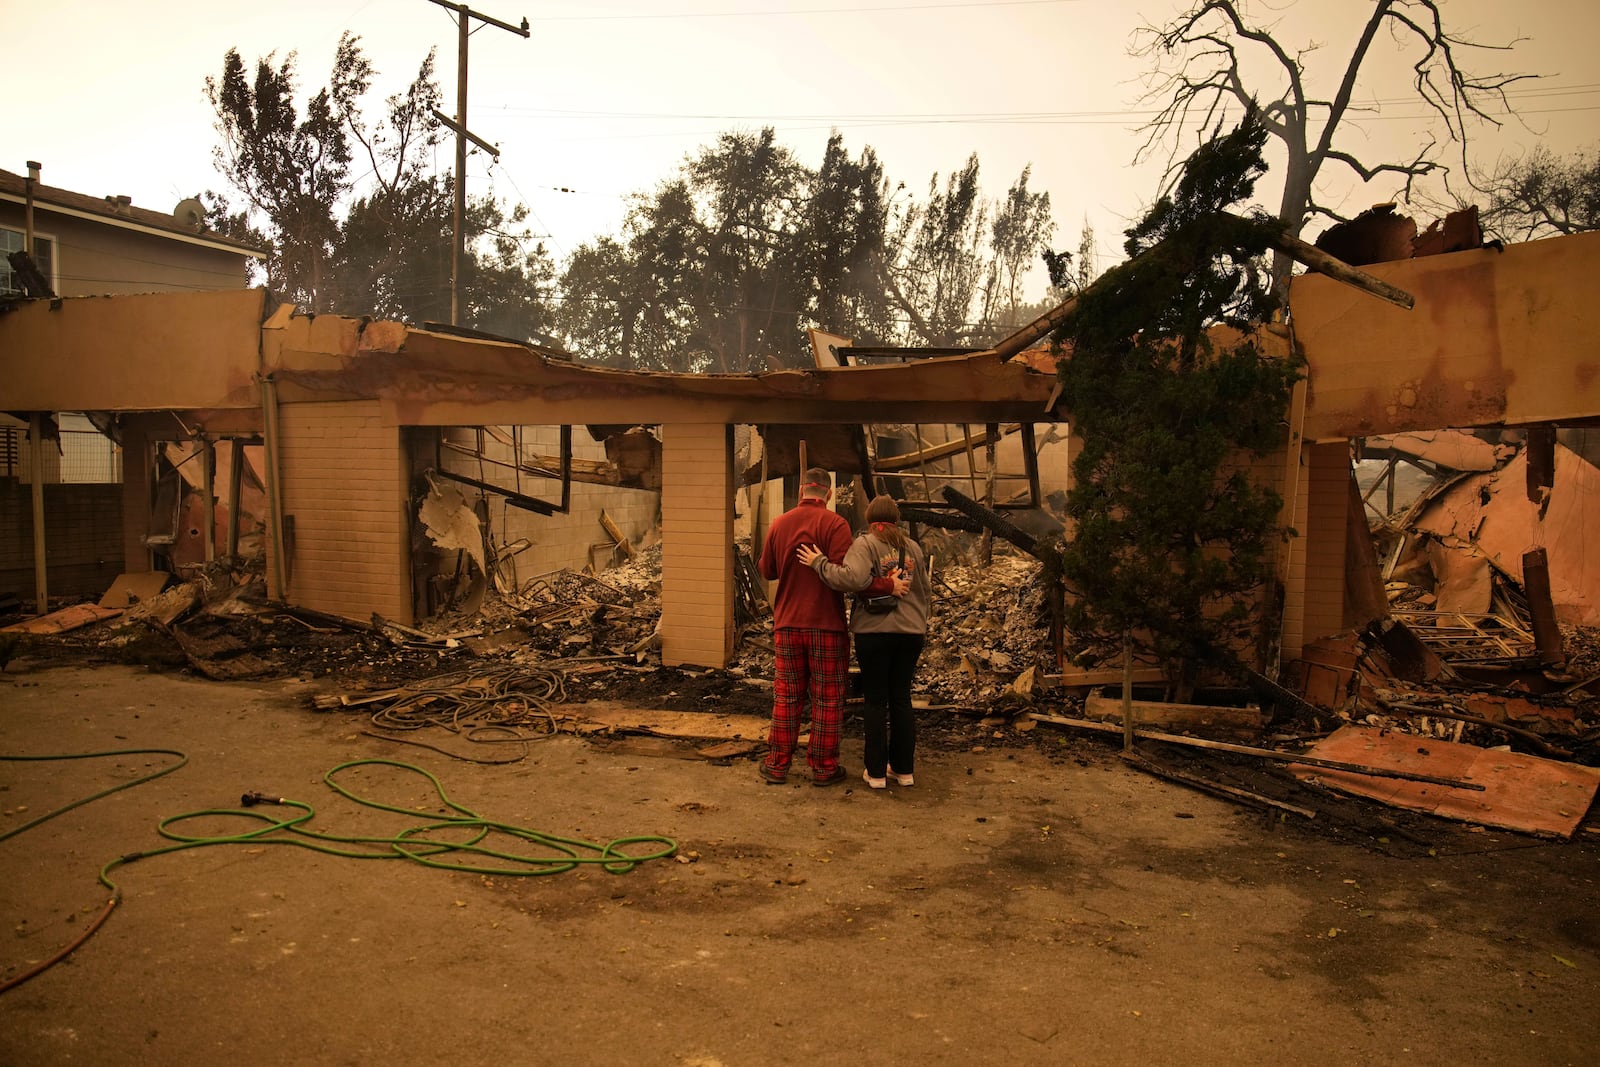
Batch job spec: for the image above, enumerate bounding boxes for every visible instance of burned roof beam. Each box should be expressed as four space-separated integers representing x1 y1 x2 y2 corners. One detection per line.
429 467 560 515
992 211 1414 363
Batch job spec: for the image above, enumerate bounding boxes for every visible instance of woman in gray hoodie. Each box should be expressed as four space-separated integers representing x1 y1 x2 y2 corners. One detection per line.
797 494 931 790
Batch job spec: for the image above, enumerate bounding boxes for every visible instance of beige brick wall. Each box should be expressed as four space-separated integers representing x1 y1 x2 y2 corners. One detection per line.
270 400 410 623
660 423 735 668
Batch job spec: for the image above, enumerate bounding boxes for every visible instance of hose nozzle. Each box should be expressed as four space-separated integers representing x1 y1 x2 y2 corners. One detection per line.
241 791 285 807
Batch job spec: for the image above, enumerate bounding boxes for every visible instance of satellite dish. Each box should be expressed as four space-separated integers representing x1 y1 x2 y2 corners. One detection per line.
173 198 205 230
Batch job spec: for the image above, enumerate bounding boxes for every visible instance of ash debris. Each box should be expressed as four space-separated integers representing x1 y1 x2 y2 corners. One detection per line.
3 537 1061 723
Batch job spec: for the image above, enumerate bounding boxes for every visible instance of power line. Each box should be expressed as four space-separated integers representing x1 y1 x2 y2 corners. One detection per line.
473 80 1600 125
525 0 1081 21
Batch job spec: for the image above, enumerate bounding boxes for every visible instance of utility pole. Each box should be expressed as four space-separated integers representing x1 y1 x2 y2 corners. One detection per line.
425 0 529 325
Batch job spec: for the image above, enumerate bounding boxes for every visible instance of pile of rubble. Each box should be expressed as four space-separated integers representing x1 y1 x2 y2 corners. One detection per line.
1319 429 1600 764
2 532 1060 715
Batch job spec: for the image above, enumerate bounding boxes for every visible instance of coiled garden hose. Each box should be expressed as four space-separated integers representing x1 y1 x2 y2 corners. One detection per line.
0 753 677 994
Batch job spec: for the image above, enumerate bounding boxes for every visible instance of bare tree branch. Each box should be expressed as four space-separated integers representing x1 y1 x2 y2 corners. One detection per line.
1131 0 1540 293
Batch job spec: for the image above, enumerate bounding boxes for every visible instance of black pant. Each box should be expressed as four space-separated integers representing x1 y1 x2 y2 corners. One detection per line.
853 631 925 776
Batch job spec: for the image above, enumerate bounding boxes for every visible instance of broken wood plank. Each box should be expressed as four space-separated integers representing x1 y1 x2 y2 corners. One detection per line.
312 688 406 711
695 739 763 760
1027 713 1486 791
873 424 1021 473
3 603 123 634
1045 667 1167 689
992 296 1079 360
1084 688 1264 736
599 510 635 560
1121 750 1317 819
1264 223 1415 309
575 706 770 741
1375 694 1571 759
371 613 462 648
121 582 201 627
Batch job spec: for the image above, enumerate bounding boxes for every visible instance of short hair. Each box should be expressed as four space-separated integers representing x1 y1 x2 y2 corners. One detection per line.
800 468 831 498
866 494 900 525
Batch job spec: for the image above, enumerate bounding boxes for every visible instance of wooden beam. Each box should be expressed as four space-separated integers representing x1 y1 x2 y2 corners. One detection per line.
874 423 1022 472
989 211 1412 366
1028 713 1486 790
1263 223 1415 310
993 297 1079 361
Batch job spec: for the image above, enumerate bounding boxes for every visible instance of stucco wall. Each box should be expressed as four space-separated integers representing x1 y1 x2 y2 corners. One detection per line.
1 289 264 412
1291 231 1600 440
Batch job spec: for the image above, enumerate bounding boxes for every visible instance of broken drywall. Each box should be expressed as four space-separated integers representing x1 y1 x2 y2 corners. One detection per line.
1413 444 1600 624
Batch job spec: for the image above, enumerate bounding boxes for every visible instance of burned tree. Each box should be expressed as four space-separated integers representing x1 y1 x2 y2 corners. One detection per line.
1135 1 1536 293
1055 115 1302 702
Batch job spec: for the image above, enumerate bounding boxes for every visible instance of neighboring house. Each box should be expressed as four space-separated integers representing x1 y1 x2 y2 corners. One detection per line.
0 165 261 297
1 164 266 605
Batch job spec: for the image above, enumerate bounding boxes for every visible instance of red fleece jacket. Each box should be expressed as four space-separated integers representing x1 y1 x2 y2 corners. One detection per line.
758 498 852 631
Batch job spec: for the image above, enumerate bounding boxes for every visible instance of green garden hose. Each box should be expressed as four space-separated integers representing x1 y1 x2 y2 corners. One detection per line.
0 752 677 993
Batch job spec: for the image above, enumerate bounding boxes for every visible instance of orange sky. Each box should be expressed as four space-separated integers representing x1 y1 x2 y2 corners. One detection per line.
10 0 1597 296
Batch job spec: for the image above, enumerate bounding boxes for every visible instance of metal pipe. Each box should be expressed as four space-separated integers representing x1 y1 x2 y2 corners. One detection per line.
24 161 40 258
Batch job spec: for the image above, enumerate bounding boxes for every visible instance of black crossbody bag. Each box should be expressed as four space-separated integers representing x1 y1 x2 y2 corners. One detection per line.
856 545 906 614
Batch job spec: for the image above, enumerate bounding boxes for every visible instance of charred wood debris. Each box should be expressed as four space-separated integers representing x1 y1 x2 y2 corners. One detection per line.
6 439 1598 836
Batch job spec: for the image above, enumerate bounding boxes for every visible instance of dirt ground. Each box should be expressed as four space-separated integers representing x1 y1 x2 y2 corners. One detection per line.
3 661 1598 1067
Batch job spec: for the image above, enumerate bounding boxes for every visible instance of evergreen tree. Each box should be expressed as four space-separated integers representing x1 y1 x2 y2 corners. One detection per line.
1055 115 1302 699
206 34 552 337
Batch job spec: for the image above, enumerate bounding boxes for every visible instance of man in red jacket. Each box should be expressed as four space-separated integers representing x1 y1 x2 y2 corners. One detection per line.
756 468 854 786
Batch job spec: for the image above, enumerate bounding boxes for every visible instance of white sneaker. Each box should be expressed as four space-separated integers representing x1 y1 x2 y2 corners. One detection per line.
887 766 914 787
862 768 887 790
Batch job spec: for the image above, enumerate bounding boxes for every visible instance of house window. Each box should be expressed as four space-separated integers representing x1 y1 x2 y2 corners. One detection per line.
1 227 56 295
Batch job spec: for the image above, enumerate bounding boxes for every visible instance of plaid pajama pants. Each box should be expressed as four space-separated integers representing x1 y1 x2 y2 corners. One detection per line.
762 627 850 777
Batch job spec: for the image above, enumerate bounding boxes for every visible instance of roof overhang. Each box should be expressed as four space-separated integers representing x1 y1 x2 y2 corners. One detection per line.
0 191 267 260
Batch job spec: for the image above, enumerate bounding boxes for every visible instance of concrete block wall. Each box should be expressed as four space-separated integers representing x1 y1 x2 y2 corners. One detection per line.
659 424 735 668
0 481 123 599
271 400 410 623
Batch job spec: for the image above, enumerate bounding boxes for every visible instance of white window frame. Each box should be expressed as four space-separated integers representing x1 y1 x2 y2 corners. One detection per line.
1 225 58 296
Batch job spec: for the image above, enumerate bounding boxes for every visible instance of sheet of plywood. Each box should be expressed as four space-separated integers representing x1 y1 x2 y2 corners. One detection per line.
99 571 171 609
1290 725 1600 838
3 603 123 634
